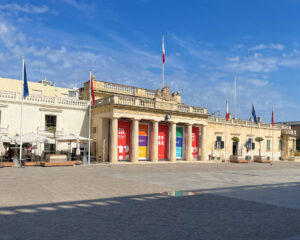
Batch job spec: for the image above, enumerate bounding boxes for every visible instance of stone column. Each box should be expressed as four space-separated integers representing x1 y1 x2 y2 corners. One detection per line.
186 124 192 161
151 121 158 162
200 125 207 161
109 118 118 163
131 119 139 163
170 122 176 162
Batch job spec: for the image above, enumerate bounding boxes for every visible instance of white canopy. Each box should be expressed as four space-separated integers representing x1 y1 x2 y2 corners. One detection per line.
0 135 13 143
13 133 55 144
57 133 90 143
0 136 5 155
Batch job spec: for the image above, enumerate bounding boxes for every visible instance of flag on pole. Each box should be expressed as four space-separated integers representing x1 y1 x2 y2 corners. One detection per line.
271 107 274 127
252 104 258 123
90 72 95 106
162 35 165 64
23 60 29 99
226 100 229 121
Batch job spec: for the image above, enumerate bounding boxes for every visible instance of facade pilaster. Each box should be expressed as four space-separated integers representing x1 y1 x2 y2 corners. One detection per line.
200 125 207 161
151 120 158 162
131 119 139 162
186 124 192 161
170 122 176 162
109 118 118 163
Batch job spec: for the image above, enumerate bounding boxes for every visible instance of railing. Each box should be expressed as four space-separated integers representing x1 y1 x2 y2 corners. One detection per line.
208 116 291 130
118 96 136 106
104 82 138 94
145 90 156 97
0 90 88 108
177 104 189 112
138 99 156 108
192 106 205 114
0 125 9 135
95 95 207 115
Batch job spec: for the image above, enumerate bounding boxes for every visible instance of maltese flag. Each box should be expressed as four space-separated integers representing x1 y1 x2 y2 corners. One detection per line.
162 35 165 64
226 100 229 121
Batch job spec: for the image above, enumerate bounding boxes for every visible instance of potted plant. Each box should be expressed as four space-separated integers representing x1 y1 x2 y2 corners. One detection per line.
255 137 264 157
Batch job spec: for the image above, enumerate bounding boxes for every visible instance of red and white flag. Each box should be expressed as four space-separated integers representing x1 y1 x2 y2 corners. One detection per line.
271 107 274 127
162 35 165 64
226 100 229 121
90 71 95 107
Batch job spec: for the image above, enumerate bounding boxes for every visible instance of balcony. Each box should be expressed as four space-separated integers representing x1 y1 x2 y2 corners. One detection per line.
0 90 88 109
94 95 207 115
0 125 9 135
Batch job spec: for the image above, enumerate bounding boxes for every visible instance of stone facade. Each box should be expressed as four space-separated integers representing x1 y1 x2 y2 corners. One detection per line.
80 79 297 163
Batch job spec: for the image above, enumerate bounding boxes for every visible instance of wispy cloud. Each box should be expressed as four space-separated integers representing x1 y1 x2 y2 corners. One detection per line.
249 43 285 51
62 0 96 12
0 3 49 14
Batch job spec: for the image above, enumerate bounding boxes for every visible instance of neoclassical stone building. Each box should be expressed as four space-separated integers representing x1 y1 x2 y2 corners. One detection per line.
80 80 297 163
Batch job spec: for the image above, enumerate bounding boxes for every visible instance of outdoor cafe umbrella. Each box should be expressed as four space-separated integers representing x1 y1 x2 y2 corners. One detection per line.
13 133 54 144
57 133 90 160
0 136 5 156
13 133 55 161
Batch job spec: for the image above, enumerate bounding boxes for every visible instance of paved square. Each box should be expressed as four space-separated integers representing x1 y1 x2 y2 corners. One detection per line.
0 162 300 240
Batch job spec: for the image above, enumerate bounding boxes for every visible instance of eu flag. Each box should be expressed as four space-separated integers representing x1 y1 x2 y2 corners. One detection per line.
23 61 29 98
252 104 257 123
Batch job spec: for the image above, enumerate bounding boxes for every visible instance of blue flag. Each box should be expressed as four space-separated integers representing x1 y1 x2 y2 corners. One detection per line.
23 61 29 98
252 104 257 123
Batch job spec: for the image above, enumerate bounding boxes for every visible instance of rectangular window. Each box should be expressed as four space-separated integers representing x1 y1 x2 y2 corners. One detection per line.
92 127 97 134
279 140 282 150
247 138 255 150
44 143 56 154
215 136 224 149
45 115 57 129
266 139 271 151
296 139 300 151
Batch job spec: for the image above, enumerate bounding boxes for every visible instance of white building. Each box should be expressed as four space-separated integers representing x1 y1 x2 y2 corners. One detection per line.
0 77 89 156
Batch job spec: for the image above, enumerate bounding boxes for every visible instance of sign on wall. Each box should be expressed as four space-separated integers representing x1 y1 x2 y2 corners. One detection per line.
118 121 131 160
192 127 199 159
138 124 149 159
158 124 169 160
176 127 184 158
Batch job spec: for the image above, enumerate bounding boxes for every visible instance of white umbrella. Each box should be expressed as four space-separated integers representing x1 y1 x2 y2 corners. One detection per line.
76 139 81 156
1 135 12 143
57 133 90 143
13 133 54 144
0 136 5 156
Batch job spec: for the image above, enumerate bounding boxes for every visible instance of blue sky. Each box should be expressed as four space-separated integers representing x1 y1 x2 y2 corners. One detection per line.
0 0 300 122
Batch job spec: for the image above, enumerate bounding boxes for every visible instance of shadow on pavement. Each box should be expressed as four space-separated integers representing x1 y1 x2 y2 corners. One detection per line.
1 182 300 240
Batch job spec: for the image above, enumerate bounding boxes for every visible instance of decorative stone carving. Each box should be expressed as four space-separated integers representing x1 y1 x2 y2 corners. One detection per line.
155 86 181 102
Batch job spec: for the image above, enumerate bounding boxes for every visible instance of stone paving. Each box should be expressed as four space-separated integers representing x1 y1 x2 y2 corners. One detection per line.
0 162 300 240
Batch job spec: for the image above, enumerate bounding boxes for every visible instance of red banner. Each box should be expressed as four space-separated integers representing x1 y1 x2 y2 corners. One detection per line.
158 124 169 160
118 121 131 160
192 127 199 159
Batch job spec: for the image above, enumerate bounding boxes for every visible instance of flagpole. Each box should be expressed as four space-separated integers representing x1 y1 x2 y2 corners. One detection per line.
272 107 274 164
162 60 164 88
19 57 25 168
88 70 92 165
225 100 228 163
162 35 165 88
234 75 237 119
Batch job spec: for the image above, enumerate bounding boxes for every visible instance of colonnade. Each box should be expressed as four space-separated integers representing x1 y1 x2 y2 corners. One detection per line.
109 118 207 163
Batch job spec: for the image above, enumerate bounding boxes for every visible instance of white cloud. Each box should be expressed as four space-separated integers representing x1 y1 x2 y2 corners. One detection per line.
244 78 269 87
249 43 285 51
0 3 49 14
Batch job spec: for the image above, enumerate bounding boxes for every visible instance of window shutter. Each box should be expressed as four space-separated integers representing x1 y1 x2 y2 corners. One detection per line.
215 141 217 149
221 141 224 149
252 143 255 149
